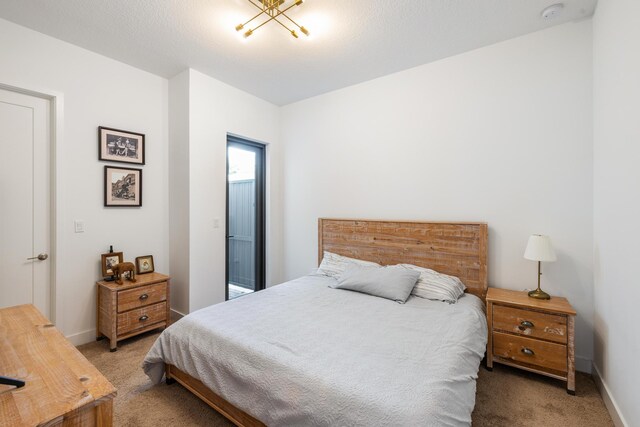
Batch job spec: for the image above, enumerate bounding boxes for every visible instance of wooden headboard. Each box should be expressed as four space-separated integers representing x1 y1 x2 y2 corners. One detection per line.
318 219 488 300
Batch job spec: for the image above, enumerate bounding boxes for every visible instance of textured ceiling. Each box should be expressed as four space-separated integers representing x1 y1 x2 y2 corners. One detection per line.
0 0 597 105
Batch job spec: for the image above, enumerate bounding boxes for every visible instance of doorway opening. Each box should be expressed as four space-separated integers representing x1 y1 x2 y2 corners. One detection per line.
226 135 266 300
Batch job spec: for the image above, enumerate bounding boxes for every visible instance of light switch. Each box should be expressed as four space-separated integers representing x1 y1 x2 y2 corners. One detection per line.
74 220 85 233
213 218 220 229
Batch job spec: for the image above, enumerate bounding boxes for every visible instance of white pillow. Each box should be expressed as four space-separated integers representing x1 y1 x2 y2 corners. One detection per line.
331 264 420 304
399 264 466 303
317 251 380 278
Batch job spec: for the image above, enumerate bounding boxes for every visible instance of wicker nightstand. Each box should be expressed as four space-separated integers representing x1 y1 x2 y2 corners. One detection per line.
486 287 577 394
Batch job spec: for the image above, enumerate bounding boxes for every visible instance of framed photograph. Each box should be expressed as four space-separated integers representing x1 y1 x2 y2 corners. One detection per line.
104 166 142 207
135 255 155 274
101 252 123 277
98 126 145 165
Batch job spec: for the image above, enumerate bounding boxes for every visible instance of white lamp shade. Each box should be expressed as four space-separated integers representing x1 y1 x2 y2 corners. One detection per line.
524 234 557 262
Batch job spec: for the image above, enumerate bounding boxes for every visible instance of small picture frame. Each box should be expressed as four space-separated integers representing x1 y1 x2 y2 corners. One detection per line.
98 126 145 165
101 252 123 277
104 166 142 207
136 255 154 274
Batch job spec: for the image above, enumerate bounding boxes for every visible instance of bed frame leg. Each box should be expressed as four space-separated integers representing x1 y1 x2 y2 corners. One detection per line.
165 364 176 385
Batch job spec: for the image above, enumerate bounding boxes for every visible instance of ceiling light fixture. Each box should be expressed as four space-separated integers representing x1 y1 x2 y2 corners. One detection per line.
235 0 310 39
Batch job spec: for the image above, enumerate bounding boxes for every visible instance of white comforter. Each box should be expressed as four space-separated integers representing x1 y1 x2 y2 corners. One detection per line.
143 274 487 426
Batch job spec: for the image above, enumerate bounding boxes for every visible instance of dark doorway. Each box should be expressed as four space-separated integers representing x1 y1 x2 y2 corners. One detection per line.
226 135 266 300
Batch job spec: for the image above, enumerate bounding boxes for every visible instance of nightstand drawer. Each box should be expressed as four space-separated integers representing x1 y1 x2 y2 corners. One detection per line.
117 302 167 335
117 282 167 313
493 331 567 373
493 304 567 344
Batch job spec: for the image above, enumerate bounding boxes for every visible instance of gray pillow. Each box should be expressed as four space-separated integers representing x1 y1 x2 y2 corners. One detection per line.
330 264 420 303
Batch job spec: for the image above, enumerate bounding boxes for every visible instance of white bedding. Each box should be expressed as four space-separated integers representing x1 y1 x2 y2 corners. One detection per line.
143 274 487 426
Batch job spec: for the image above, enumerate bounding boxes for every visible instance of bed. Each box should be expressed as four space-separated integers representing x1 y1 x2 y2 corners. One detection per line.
143 219 489 426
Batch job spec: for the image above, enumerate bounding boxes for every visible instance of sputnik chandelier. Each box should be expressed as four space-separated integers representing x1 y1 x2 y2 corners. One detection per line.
235 0 310 39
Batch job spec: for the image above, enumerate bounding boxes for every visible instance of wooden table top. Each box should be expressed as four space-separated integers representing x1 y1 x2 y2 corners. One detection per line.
97 272 170 291
0 304 117 426
486 287 576 315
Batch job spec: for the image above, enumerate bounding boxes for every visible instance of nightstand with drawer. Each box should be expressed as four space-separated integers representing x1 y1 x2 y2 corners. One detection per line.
96 272 171 351
486 287 577 394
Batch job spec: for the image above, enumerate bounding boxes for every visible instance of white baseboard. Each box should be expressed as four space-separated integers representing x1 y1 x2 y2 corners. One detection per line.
592 363 628 427
575 356 592 374
66 329 97 346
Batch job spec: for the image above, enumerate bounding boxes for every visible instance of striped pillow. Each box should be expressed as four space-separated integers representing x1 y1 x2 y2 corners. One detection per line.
317 251 380 278
399 264 466 303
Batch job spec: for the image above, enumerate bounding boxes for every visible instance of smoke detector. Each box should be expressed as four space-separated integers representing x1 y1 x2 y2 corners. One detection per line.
541 3 564 20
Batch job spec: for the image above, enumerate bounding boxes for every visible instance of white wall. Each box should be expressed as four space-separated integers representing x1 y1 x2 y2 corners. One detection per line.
187 69 282 311
168 70 190 315
0 18 283 333
593 0 640 425
0 18 169 344
282 21 594 369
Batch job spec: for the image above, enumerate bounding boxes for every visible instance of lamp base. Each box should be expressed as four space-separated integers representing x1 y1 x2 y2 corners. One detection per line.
528 288 551 300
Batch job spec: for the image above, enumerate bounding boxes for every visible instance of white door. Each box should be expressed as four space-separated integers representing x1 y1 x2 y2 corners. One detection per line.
0 88 51 317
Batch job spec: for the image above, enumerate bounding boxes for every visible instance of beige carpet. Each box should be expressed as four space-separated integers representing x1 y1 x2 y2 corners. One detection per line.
79 331 613 426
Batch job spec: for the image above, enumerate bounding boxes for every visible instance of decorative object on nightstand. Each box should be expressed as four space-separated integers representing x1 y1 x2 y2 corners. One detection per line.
524 234 557 300
100 248 123 282
486 287 576 394
111 261 136 284
96 272 170 352
135 255 155 274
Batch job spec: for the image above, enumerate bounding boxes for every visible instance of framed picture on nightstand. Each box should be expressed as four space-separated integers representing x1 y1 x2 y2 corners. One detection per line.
135 255 155 274
101 252 123 277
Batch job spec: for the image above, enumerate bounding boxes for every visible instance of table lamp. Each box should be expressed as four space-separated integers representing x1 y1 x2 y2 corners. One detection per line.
524 234 556 300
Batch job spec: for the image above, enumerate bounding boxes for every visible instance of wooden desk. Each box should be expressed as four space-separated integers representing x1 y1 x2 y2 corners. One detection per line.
0 304 117 426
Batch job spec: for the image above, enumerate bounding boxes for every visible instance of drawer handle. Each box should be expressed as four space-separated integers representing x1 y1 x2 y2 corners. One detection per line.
139 293 149 301
139 315 149 322
520 320 534 328
521 347 535 356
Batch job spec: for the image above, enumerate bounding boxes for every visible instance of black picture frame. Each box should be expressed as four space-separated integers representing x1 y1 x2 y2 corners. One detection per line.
98 126 145 165
104 166 142 207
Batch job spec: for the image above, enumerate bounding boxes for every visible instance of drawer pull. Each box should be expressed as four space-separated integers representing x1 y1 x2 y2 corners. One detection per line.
521 347 535 356
520 320 534 328
139 315 149 322
139 293 149 301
